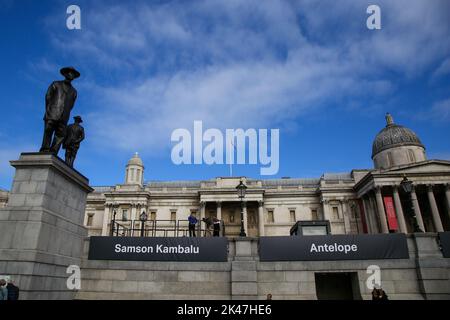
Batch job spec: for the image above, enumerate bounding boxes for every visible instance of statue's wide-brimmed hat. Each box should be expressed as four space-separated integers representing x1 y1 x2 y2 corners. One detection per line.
73 115 83 123
60 66 80 79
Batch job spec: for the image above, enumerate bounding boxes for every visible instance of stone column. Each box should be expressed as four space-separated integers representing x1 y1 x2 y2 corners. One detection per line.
216 201 222 220
446 184 450 221
341 200 351 234
216 201 223 236
411 185 426 232
368 195 379 233
375 187 389 233
321 199 329 221
362 197 373 234
131 203 137 221
258 201 265 237
101 203 111 236
392 185 408 234
243 201 248 237
199 201 206 236
427 185 444 232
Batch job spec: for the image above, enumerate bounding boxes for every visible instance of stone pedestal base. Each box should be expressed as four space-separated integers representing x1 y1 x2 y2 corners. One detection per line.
0 153 92 299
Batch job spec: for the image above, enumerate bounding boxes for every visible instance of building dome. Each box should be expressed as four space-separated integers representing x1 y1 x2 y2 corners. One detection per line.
125 152 144 185
372 113 424 158
372 113 426 169
127 152 143 166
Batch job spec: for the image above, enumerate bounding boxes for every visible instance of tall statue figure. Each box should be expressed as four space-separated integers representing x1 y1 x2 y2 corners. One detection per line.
40 66 80 155
63 116 85 168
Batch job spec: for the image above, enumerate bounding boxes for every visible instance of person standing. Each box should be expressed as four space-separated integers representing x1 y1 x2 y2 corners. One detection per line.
213 217 221 237
0 279 7 301
188 212 198 237
6 281 19 301
202 217 213 237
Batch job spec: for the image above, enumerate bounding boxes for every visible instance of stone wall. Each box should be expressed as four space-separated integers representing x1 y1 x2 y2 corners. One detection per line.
76 234 450 300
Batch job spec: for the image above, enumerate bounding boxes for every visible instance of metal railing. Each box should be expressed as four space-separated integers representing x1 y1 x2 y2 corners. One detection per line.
110 219 213 237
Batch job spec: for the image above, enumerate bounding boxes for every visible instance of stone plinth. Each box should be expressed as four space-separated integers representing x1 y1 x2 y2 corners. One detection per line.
0 152 93 299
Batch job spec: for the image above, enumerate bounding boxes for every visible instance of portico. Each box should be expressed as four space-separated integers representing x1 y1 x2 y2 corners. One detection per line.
355 160 450 234
199 177 265 237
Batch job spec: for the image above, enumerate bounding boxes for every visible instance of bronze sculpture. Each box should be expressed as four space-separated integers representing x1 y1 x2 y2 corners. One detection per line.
40 66 80 155
63 116 85 168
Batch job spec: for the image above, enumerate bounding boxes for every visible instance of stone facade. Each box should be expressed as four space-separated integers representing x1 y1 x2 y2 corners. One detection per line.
76 234 450 300
1 115 450 238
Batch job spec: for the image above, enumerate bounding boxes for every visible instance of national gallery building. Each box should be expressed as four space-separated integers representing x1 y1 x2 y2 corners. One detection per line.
80 113 450 238
1 113 450 300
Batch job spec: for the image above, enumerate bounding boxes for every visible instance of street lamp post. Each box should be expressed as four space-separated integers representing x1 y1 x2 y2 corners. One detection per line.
140 210 148 237
236 180 248 237
400 177 423 233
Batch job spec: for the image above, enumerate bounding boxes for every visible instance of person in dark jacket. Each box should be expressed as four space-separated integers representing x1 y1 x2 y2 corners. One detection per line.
6 281 19 301
213 217 221 237
40 66 80 155
372 287 389 301
0 279 7 301
63 115 85 167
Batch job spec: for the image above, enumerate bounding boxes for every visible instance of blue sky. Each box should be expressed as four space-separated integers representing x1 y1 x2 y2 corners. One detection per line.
0 0 449 189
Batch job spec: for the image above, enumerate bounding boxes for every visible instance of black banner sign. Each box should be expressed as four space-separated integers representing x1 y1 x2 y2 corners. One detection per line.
88 236 228 262
259 233 409 261
438 232 450 258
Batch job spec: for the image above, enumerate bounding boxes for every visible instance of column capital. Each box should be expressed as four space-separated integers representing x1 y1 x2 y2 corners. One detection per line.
375 185 382 193
199 201 206 208
216 201 222 207
392 184 399 191
426 184 435 192
258 200 264 207
446 183 450 191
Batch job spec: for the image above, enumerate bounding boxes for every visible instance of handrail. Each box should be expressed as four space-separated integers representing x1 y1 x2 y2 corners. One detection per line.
110 218 213 237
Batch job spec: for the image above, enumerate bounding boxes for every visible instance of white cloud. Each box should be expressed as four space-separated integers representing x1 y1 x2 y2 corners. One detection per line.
41 0 450 156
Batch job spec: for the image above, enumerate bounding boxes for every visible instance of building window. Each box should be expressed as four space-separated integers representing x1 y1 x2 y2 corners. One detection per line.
137 169 141 182
87 213 94 226
289 209 296 223
171 211 177 221
311 209 318 220
332 206 339 220
267 210 274 223
122 209 128 221
150 211 156 221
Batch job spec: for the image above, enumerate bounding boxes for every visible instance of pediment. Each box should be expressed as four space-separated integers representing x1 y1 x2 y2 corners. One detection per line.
382 160 450 174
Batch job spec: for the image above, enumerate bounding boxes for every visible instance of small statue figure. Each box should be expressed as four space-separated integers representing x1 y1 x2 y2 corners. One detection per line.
40 66 80 155
63 116 85 168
